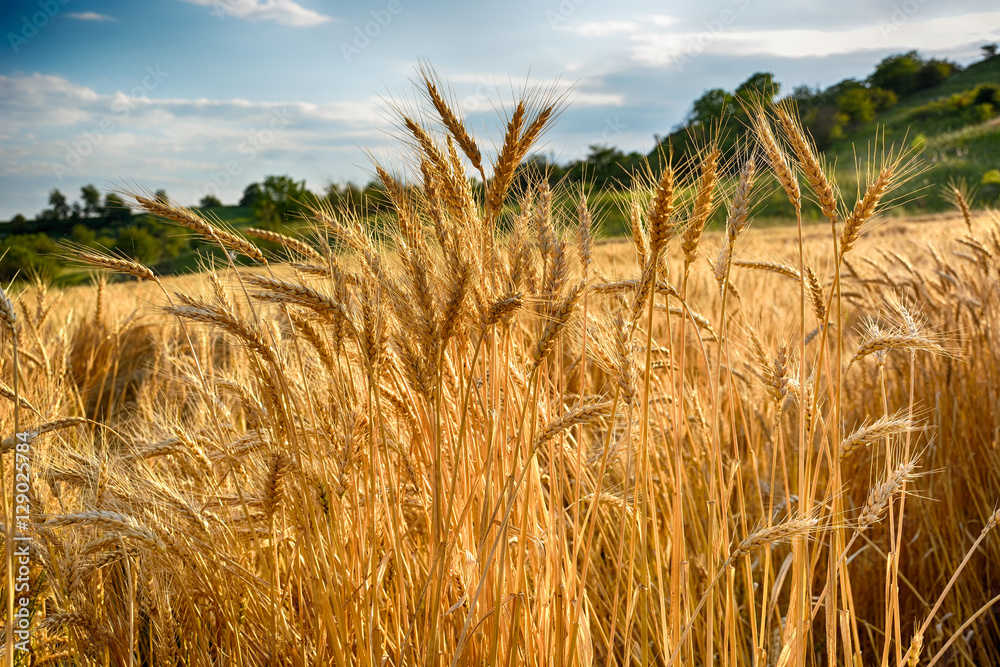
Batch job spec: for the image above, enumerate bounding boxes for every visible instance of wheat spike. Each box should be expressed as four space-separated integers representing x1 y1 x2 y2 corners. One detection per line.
683 146 720 265
421 67 484 175
734 259 802 281
729 518 821 563
68 247 156 281
840 410 919 459
535 400 614 448
132 193 266 264
776 106 838 222
0 285 16 335
533 282 584 369
755 110 801 208
245 227 324 263
859 461 917 531
840 167 894 257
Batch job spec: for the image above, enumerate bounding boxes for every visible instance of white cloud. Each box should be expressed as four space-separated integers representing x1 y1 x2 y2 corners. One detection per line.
180 0 333 27
65 12 116 21
630 11 1000 66
443 73 623 112
560 20 637 37
648 15 680 28
572 91 625 107
0 73 387 209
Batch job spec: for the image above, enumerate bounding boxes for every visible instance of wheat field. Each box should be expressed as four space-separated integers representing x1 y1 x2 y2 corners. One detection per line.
2 74 1000 666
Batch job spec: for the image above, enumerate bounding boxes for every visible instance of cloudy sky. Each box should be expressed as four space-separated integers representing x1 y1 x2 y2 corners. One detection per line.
1 0 997 219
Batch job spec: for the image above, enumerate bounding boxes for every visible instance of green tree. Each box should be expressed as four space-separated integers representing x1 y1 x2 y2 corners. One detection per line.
687 88 732 126
103 193 133 224
868 87 899 113
252 175 317 227
838 88 876 124
81 184 101 217
804 105 848 148
324 183 364 210
916 59 958 90
786 85 820 114
154 188 168 203
69 223 97 245
47 189 70 220
0 233 60 281
735 71 780 104
974 83 1000 106
115 227 161 265
240 183 263 208
869 51 923 96
200 194 222 208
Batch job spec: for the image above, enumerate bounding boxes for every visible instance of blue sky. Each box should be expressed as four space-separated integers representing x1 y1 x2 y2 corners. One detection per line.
1 0 998 219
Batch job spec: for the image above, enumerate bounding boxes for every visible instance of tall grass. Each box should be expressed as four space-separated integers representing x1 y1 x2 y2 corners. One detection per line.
2 75 1000 666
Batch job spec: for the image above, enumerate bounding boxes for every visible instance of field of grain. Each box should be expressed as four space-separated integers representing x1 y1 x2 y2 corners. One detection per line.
2 78 999 667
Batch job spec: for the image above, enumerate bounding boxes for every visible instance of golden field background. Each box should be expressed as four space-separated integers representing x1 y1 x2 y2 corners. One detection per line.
1 81 999 667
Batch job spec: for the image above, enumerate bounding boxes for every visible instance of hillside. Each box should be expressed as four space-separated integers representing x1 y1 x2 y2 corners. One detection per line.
823 54 1000 211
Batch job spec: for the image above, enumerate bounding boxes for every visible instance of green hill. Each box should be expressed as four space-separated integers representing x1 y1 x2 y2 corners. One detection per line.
647 52 1000 222
823 55 1000 213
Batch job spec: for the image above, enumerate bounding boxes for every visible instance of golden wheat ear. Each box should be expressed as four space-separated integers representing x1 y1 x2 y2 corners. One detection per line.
773 103 839 223
417 62 485 180
59 241 156 282
484 84 566 223
117 186 266 264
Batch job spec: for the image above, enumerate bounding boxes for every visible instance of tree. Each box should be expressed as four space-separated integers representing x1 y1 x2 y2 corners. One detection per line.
252 175 317 227
735 71 780 104
804 105 848 148
115 227 161 265
324 183 363 210
787 85 820 114
974 83 1000 107
868 87 899 113
869 51 923 96
838 87 876 124
240 183 262 208
200 194 222 208
154 189 168 203
687 88 732 126
916 59 958 90
983 43 998 60
103 193 132 224
47 189 70 221
0 233 60 281
81 184 101 217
